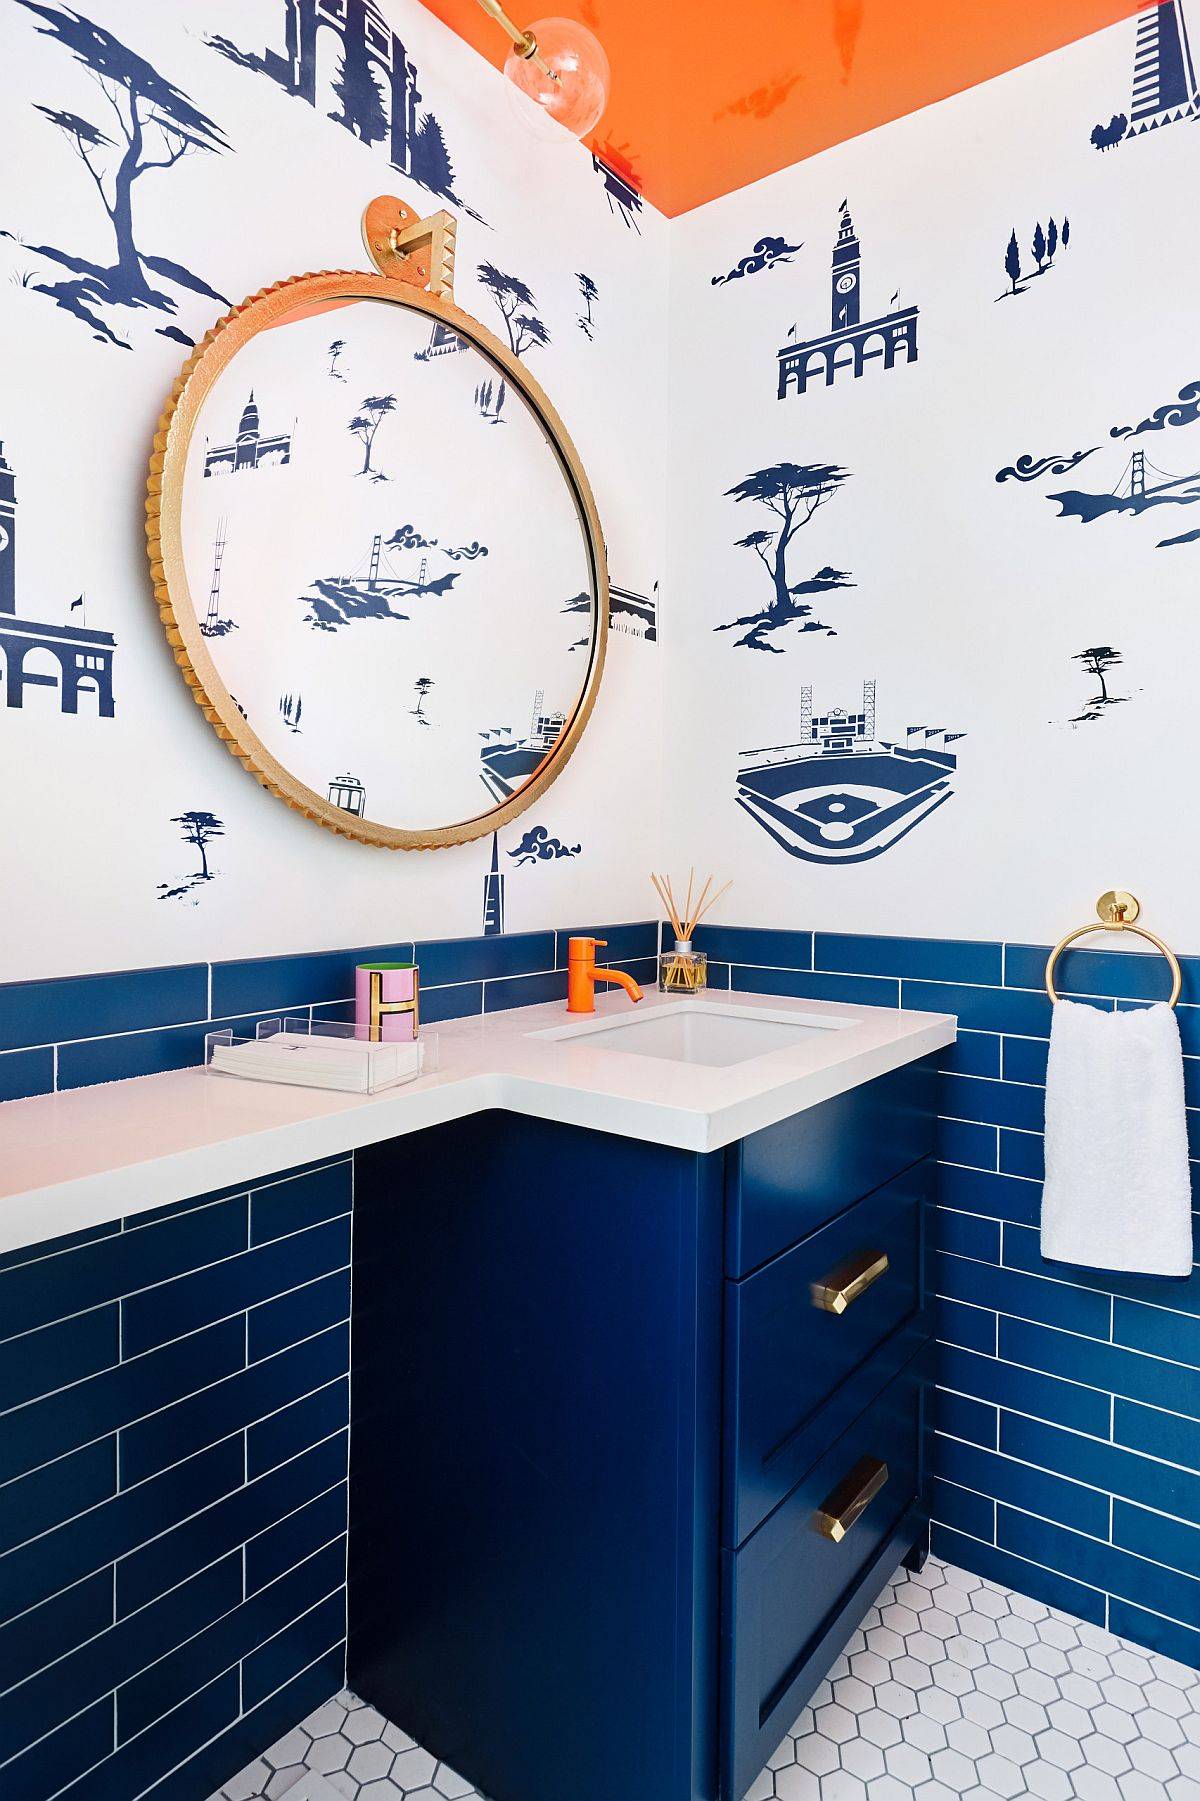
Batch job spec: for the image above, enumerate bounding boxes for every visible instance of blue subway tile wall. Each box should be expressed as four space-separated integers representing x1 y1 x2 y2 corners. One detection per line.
3 915 1200 1709
0 1158 352 1801
0 923 658 1104
695 922 1200 1668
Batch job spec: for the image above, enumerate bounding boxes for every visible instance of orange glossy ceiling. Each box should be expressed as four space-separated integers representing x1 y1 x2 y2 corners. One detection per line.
423 0 1149 215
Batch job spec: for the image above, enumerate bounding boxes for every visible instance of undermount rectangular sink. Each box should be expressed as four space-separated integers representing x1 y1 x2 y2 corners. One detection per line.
533 1002 852 1068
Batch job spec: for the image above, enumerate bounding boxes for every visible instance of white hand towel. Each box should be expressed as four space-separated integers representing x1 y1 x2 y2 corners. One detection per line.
1041 999 1193 1277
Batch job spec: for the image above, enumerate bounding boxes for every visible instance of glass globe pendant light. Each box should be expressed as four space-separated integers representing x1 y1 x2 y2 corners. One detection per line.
472 0 610 139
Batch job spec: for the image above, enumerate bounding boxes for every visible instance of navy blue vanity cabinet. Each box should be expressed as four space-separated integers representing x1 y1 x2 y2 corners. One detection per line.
349 1112 726 1801
348 1061 936 1801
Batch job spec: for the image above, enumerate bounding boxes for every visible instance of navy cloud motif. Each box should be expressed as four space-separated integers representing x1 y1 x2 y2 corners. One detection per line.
386 526 489 561
387 524 437 551
508 826 582 865
712 235 803 287
995 449 1097 484
1111 379 1200 440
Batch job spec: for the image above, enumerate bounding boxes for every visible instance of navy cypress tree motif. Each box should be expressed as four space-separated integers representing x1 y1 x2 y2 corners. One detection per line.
716 462 853 652
6 2 230 349
995 213 1073 301
1069 646 1131 725
410 675 435 727
576 273 599 338
348 394 397 481
158 810 226 902
476 265 551 357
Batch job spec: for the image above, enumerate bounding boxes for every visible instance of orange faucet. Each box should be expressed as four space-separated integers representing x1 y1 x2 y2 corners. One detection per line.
566 936 644 1014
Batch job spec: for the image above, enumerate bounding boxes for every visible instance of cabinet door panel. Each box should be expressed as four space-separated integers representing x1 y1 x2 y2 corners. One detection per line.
725 1059 936 1277
723 1348 928 1801
726 1159 932 1544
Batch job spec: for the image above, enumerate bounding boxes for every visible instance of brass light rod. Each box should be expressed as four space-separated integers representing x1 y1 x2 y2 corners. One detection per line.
472 0 558 78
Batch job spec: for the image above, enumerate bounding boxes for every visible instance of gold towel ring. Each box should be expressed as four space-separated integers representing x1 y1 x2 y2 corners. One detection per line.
1044 890 1182 1008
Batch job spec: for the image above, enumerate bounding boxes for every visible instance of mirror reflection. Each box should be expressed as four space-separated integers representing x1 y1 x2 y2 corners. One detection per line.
179 295 600 835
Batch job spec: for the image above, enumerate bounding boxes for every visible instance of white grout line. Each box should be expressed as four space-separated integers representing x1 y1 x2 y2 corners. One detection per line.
932 1499 1200 1601
939 1161 1042 1188
110 1638 348 1801
1 1196 351 1335
1 1300 349 1457
0 1528 345 1712
950 1375 1200 1478
1 1354 351 1541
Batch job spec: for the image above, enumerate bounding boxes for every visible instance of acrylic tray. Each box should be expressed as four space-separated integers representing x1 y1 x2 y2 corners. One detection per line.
205 1016 438 1095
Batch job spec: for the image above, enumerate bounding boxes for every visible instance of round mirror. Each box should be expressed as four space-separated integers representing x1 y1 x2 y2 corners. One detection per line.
148 263 607 849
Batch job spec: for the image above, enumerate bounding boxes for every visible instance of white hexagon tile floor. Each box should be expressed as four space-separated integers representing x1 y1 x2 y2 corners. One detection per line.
210 1690 485 1801
211 1556 1200 1801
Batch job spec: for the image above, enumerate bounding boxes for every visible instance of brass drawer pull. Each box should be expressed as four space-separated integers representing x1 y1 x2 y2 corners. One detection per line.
811 1248 889 1315
813 1455 889 1543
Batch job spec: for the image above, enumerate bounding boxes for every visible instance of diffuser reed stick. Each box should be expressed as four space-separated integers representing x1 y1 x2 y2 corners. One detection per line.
651 872 731 993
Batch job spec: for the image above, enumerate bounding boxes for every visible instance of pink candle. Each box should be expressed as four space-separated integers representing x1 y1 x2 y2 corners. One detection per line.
355 963 419 1042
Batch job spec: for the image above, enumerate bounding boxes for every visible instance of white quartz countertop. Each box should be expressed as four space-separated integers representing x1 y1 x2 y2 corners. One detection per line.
0 987 955 1256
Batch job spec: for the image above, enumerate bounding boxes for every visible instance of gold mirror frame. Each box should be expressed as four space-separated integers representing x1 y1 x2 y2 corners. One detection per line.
145 211 608 852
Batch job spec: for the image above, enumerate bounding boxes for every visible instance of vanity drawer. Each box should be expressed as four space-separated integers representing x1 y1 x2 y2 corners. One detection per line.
722 1349 927 1801
725 1158 932 1545
724 1058 936 1277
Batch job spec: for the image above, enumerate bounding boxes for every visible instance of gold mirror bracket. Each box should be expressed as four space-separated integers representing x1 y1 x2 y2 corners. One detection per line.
361 195 457 300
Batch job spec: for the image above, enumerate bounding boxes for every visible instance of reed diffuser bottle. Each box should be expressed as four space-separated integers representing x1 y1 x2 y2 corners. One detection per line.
651 869 730 995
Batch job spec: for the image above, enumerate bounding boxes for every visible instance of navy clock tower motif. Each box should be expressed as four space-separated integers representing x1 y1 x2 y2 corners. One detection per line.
777 200 919 399
831 202 861 331
0 442 15 616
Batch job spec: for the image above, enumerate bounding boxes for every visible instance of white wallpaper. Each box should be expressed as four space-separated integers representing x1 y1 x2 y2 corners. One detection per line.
664 8 1200 952
5 0 1199 982
0 0 667 981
